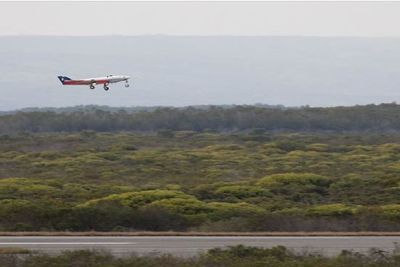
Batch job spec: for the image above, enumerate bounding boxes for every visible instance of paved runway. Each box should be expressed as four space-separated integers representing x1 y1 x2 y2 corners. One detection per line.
0 236 399 257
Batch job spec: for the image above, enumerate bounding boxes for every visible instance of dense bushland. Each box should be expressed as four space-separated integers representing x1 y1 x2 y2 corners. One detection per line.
2 131 400 231
1 246 400 267
3 103 400 133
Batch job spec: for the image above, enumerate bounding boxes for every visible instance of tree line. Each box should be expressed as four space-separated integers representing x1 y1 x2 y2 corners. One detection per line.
2 103 400 133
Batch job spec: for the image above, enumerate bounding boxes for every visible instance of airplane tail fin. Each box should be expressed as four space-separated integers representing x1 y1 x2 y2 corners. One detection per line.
57 76 72 85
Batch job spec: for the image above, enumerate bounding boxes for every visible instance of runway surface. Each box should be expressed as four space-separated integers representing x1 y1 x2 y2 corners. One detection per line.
0 236 399 257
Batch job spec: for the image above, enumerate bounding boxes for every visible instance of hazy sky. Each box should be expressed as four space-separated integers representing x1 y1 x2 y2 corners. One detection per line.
2 1 400 37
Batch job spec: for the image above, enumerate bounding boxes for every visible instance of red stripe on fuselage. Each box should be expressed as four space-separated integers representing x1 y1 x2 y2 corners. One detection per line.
63 79 110 85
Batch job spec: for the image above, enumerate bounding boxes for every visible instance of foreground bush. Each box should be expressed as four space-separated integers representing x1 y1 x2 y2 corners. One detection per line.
1 246 400 267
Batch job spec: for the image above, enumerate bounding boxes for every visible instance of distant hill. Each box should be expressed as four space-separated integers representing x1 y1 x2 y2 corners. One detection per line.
2 36 400 110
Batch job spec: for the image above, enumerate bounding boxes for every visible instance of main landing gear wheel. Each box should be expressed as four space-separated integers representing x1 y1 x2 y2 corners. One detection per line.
104 85 109 91
90 85 95 89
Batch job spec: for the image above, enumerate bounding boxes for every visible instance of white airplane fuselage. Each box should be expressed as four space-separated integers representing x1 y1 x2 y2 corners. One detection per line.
58 75 131 90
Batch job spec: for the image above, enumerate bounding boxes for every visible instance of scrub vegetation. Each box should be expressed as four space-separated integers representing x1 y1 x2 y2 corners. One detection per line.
2 104 400 231
1 246 400 267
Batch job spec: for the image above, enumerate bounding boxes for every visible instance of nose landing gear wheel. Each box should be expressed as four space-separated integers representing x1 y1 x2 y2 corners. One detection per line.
125 83 130 88
104 83 110 91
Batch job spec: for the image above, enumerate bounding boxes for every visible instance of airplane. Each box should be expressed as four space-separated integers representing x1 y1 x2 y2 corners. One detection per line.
57 75 131 91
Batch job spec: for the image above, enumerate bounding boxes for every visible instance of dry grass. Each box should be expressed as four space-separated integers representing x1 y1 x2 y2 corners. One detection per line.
0 247 31 254
0 231 400 236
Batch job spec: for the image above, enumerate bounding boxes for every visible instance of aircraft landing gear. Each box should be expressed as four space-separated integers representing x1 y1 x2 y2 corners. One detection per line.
104 84 109 91
90 80 96 90
125 81 130 88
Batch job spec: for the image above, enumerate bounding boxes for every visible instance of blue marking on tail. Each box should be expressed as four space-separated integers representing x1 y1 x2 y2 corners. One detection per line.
57 76 72 84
